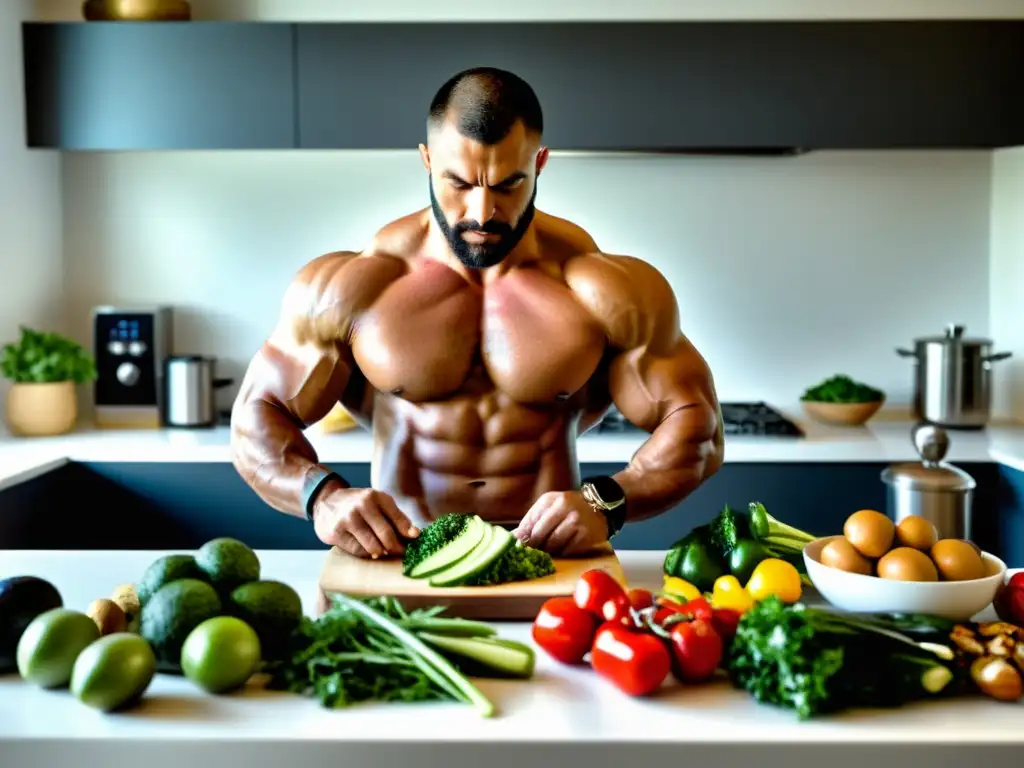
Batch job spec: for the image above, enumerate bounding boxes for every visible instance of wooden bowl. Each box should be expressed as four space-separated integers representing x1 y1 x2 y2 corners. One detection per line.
801 399 884 426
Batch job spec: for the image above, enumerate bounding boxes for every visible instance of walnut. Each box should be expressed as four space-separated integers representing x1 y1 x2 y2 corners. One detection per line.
986 634 1015 658
951 632 986 656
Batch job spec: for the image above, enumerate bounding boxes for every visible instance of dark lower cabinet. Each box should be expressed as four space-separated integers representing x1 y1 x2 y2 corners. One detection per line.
1 460 1019 568
296 21 1024 151
22 22 296 150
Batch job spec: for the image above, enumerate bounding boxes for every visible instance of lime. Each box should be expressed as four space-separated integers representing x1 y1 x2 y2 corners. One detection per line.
181 616 261 694
71 633 156 712
17 608 100 689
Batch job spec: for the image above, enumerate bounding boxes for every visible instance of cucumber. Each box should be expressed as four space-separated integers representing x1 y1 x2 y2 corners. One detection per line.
408 515 487 579
428 525 514 587
417 632 535 679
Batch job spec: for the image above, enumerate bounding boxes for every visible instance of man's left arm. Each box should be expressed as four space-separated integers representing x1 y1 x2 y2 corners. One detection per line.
514 254 724 555
572 254 725 521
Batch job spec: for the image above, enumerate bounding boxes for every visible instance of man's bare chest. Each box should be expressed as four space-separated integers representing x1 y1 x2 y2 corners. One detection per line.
349 268 607 405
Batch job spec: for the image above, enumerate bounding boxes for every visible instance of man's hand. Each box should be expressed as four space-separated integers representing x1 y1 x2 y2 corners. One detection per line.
313 487 419 559
514 491 610 556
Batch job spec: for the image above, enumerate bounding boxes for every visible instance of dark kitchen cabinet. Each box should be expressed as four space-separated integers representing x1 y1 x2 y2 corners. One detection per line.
21 22 296 150
295 21 1024 151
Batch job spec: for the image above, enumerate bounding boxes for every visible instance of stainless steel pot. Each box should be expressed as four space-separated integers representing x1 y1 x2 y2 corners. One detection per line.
896 323 1011 429
880 424 976 541
163 355 233 428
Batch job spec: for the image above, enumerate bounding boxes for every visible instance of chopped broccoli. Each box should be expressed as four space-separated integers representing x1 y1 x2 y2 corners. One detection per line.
468 541 556 586
708 504 750 555
401 513 470 575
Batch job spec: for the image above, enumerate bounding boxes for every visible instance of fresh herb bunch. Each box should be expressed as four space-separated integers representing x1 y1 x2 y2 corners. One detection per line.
725 597 962 719
0 326 96 384
800 374 883 404
265 594 497 716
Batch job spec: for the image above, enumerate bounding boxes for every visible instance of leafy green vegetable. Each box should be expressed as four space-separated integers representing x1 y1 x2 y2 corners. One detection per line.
265 595 500 716
0 326 96 384
800 374 883 404
402 514 469 575
725 597 961 719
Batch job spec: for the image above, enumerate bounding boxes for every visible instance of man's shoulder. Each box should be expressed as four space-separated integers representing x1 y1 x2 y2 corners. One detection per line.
563 252 678 348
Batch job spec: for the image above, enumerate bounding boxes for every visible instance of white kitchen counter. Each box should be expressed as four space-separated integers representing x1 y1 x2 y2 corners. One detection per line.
0 549 1021 768
1 417 1024 492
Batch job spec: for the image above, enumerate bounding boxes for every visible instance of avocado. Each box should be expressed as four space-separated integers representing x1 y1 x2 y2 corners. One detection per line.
408 515 487 579
136 555 205 606
228 580 303 660
0 576 63 673
139 578 222 673
428 524 515 587
195 538 260 594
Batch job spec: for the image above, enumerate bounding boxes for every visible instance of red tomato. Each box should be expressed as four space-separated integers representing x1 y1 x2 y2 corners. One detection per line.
994 572 1024 626
710 608 741 645
627 588 654 611
669 618 723 683
574 569 626 617
590 622 671 697
532 597 597 664
601 592 635 627
679 597 714 623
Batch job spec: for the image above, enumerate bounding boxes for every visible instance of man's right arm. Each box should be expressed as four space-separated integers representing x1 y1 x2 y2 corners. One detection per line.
230 251 393 519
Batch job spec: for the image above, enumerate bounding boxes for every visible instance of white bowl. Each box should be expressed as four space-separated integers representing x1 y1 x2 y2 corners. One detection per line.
803 535 1007 621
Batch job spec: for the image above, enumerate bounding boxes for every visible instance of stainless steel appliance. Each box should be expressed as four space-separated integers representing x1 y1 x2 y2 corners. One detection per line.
896 324 1011 430
92 306 173 429
880 424 976 541
164 355 233 428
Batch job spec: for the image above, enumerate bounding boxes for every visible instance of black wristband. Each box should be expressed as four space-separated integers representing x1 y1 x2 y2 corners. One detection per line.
581 475 628 539
302 466 347 523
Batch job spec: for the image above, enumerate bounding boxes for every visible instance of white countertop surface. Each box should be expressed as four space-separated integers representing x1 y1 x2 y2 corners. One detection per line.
0 549 1021 768
1 417 1024 492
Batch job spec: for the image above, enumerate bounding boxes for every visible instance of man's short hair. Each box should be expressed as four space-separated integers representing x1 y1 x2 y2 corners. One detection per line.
427 67 544 145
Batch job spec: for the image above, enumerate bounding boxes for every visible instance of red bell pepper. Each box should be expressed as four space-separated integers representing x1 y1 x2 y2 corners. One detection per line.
710 608 741 645
994 572 1024 626
590 622 671 697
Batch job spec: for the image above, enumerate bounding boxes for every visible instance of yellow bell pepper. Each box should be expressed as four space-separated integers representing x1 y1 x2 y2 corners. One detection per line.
745 558 802 604
710 575 754 614
661 575 701 603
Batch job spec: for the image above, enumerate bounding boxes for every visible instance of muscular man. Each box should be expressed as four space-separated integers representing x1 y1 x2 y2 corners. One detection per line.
230 67 724 559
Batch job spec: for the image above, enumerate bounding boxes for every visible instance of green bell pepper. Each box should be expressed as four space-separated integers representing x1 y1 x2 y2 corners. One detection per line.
727 538 771 584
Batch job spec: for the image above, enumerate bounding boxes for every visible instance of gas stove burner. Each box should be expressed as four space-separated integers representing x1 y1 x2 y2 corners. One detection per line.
720 401 804 437
590 401 803 438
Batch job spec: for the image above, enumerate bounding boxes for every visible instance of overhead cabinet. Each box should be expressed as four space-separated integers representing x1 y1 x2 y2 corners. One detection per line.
21 20 1024 151
21 22 296 150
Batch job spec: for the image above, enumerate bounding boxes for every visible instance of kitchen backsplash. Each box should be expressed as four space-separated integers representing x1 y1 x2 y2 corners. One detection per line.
60 149 993 416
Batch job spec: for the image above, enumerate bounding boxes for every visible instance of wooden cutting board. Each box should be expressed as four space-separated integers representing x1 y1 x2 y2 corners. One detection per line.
316 544 625 621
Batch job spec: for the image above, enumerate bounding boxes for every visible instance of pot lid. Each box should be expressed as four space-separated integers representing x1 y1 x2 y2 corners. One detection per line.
914 323 991 347
880 423 977 492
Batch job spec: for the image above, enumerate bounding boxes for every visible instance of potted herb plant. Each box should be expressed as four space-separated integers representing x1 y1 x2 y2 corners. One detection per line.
1 326 97 437
800 374 886 426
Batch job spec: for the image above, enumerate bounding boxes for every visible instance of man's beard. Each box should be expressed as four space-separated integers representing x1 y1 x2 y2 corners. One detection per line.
429 177 537 269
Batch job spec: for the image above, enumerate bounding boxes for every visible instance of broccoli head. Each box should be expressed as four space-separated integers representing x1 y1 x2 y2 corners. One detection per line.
469 541 555 586
401 513 470 575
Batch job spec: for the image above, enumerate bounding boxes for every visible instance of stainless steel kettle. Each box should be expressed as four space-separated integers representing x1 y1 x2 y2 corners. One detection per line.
163 355 233 428
896 323 1011 429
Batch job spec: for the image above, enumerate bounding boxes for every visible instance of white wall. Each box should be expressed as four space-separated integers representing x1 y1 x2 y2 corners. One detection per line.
17 0 1023 421
990 148 1024 421
61 150 993 416
0 0 63 400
